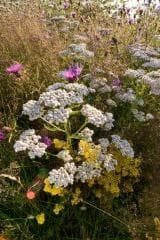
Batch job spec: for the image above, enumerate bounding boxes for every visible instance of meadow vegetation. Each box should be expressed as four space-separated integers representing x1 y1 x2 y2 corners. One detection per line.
0 1 160 239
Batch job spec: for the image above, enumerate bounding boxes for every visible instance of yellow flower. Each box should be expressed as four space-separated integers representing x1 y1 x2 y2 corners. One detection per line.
53 204 64 215
36 213 45 225
53 139 68 150
94 189 102 198
43 179 65 196
78 140 101 163
71 188 82 205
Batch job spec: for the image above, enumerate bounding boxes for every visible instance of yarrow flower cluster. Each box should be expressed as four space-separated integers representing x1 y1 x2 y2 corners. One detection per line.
76 162 102 183
111 135 134 158
116 88 136 103
48 162 77 187
14 129 47 159
81 104 114 130
59 43 94 59
79 127 94 142
22 82 95 123
132 109 154 122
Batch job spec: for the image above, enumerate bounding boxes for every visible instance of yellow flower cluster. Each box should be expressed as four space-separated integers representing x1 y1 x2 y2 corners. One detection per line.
43 179 65 196
71 188 83 205
53 139 68 150
36 213 45 225
53 204 64 215
97 147 141 197
112 146 141 178
78 140 101 163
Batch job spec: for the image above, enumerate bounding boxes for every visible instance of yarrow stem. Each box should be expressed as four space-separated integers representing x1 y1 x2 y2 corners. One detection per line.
41 117 65 133
74 120 88 135
70 110 80 116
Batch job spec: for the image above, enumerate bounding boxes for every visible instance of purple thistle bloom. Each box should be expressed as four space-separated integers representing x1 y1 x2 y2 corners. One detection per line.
61 65 82 82
6 63 23 75
0 131 5 142
40 136 52 148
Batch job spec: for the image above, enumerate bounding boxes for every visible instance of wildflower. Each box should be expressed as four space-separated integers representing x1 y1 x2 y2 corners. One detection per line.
106 99 117 107
103 154 117 172
60 43 94 59
40 136 52 148
98 138 110 154
57 150 73 162
6 63 23 75
36 213 45 225
61 65 82 82
43 107 72 125
13 129 47 159
81 104 107 127
112 78 121 91
116 88 136 103
89 77 111 93
26 190 36 200
78 140 101 163
63 2 69 9
0 131 5 142
71 188 82 205
53 139 68 149
48 163 77 187
53 204 64 215
76 162 102 183
111 135 134 158
79 127 94 142
22 100 43 121
44 179 64 196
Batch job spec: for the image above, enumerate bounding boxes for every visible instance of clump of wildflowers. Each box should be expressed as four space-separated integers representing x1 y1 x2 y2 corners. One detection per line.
14 75 142 223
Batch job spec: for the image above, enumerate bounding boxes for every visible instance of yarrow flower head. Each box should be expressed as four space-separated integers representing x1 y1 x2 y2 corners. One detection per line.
61 65 82 82
6 62 23 75
111 135 134 158
0 131 5 142
13 129 47 159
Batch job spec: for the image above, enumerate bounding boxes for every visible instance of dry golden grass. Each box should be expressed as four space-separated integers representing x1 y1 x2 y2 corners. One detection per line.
0 1 64 123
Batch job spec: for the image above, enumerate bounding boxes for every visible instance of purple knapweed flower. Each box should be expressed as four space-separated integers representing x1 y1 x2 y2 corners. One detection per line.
40 136 52 148
6 63 23 75
0 131 5 142
61 65 82 82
